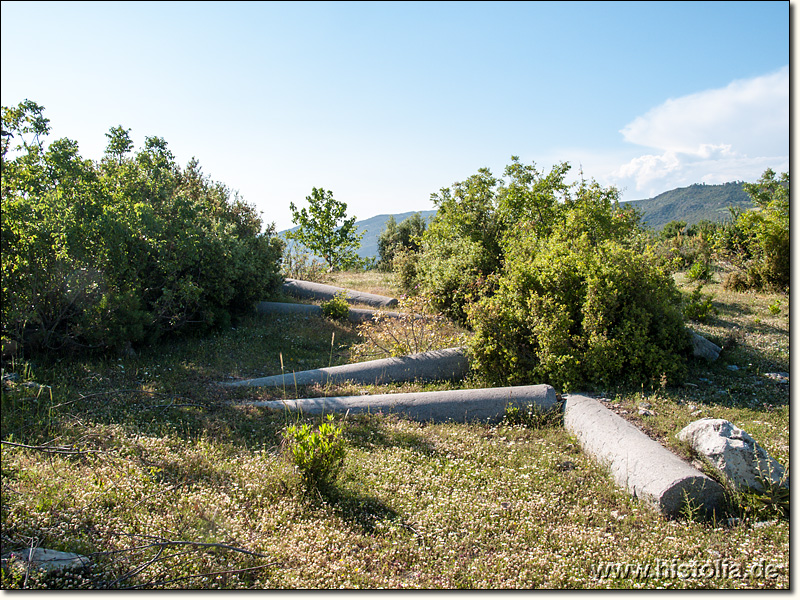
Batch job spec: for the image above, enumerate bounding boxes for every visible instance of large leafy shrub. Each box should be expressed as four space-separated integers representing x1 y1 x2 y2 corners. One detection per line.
1 101 284 353
468 235 690 392
415 168 505 323
416 160 578 323
414 157 689 390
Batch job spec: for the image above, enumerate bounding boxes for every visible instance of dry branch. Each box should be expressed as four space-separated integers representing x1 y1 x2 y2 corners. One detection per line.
0 440 101 456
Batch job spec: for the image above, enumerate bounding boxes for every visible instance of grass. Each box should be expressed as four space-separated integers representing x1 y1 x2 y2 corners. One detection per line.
0 269 789 589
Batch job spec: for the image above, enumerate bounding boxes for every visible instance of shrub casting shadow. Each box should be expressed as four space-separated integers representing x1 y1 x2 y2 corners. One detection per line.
320 485 412 537
344 413 439 456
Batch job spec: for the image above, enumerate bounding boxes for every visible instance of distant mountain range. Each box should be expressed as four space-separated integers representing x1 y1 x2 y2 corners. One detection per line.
621 181 752 231
280 182 753 259
349 210 438 259
280 210 437 260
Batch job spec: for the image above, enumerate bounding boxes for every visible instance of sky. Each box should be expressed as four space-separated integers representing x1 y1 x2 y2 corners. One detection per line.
1 1 790 231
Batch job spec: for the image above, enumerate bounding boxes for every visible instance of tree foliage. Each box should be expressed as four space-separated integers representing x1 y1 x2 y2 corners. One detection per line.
414 167 506 323
377 212 427 270
415 158 641 324
412 157 690 390
716 169 789 292
660 220 688 240
1 100 284 353
287 188 363 271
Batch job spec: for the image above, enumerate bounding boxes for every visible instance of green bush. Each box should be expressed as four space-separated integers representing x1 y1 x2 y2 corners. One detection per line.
415 234 493 324
722 270 749 292
283 415 346 494
686 260 713 282
660 220 688 240
413 157 684 392
320 292 350 321
415 168 505 324
683 285 718 323
1 101 285 353
651 228 714 274
391 246 420 293
468 236 690 392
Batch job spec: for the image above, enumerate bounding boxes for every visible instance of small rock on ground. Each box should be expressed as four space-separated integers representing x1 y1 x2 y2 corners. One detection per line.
1 548 90 574
763 372 789 383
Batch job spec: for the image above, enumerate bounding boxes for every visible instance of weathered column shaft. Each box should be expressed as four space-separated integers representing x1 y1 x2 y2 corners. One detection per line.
283 278 398 308
222 347 469 389
563 393 724 517
243 384 557 424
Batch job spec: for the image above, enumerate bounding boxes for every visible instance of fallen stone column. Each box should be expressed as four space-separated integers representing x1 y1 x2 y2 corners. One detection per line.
563 394 724 518
254 301 407 323
282 278 398 308
1 548 91 574
255 301 323 318
241 384 557 424
222 347 469 389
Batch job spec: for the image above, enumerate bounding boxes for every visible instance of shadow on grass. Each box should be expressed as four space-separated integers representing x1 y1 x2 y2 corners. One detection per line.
344 413 438 456
319 485 411 537
702 315 787 340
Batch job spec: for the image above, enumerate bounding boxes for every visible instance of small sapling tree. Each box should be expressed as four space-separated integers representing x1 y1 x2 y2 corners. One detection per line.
287 187 363 271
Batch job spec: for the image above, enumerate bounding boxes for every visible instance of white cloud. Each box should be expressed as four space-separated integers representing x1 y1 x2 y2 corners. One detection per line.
609 66 788 198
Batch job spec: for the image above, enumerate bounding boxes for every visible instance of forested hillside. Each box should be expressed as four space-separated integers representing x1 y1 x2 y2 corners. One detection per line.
622 182 753 230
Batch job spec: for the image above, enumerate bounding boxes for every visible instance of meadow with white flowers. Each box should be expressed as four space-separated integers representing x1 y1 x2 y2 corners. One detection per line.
1 270 788 589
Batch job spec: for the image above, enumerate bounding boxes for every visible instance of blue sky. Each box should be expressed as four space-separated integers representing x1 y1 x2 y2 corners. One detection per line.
1 1 789 231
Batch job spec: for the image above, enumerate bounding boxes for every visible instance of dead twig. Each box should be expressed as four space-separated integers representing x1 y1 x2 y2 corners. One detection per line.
90 535 276 589
90 534 272 560
24 537 37 589
0 440 101 456
108 545 165 588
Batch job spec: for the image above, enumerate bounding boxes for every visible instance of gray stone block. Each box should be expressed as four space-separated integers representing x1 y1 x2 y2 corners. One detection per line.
677 418 788 493
1 548 90 573
690 330 721 361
